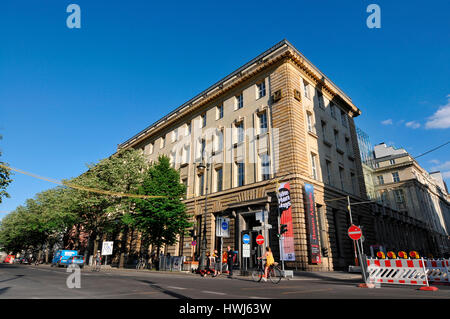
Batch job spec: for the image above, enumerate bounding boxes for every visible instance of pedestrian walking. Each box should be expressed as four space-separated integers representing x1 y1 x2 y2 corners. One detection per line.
226 246 235 278
212 250 221 277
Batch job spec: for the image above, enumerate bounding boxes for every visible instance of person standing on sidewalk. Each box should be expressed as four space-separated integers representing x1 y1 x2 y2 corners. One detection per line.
226 246 235 278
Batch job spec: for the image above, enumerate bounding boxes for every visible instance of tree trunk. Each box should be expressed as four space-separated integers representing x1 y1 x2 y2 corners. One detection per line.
119 226 129 268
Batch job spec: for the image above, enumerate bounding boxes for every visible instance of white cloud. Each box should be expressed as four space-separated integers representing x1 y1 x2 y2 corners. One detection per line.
425 95 450 129
381 119 393 125
429 159 440 165
431 161 450 172
442 171 450 179
405 121 421 129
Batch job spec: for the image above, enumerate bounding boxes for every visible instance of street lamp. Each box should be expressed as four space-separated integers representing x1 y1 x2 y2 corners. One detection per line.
197 162 210 271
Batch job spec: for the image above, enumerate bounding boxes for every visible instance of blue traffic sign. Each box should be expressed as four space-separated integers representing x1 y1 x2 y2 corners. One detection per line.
221 221 228 230
243 234 250 244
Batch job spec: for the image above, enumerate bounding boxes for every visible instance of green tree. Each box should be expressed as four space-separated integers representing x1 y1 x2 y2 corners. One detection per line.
132 155 191 263
67 148 147 261
0 135 12 204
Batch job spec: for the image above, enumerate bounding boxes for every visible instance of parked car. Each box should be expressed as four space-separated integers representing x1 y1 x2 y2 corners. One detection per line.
51 250 78 267
66 255 85 268
4 255 15 264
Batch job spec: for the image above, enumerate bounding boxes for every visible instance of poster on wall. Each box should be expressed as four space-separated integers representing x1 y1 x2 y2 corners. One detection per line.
304 183 321 264
277 182 295 261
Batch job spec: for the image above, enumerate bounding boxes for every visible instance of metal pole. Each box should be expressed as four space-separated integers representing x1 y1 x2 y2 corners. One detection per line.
199 163 209 271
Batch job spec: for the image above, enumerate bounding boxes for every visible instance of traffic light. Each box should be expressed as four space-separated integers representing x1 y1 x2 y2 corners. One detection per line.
189 229 195 238
322 247 329 257
277 224 288 238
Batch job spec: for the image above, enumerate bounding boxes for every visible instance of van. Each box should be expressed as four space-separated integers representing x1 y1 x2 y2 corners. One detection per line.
51 250 78 267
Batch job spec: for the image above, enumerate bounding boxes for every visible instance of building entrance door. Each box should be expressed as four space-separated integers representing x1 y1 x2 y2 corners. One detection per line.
241 213 263 269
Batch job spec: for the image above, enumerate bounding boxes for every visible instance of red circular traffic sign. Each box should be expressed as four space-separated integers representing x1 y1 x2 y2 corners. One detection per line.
348 225 362 240
191 241 196 246
256 235 264 245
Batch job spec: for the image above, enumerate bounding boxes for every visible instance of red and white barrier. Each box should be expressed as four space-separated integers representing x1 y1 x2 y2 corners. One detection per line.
366 258 429 286
424 259 449 283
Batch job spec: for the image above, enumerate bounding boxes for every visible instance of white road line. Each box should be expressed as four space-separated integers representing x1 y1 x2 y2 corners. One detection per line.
167 286 187 290
202 290 226 295
249 296 270 299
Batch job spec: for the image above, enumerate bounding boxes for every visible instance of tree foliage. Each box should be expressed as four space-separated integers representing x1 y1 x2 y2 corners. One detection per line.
0 135 13 204
132 155 191 255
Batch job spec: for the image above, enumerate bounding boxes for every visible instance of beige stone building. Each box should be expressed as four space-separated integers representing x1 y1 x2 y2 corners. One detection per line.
117 40 394 270
371 143 450 257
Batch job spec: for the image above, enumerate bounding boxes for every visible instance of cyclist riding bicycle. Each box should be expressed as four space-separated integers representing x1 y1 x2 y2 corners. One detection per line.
257 247 274 282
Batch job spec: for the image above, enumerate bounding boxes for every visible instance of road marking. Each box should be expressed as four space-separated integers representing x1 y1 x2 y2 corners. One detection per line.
202 290 226 295
249 296 270 299
167 286 187 290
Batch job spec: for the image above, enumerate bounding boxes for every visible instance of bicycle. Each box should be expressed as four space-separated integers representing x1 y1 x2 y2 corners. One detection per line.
91 260 102 272
136 258 147 270
251 259 282 284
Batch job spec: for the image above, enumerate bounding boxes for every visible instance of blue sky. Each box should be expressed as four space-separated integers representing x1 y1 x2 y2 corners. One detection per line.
1 1 449 217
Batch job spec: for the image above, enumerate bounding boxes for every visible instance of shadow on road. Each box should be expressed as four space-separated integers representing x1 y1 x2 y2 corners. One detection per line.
0 275 24 283
137 279 191 299
0 287 11 296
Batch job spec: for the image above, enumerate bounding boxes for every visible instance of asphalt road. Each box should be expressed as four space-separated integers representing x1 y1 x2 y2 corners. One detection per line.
0 263 449 299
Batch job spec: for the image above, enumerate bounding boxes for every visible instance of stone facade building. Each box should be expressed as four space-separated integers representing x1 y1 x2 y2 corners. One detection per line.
370 143 450 257
117 40 414 271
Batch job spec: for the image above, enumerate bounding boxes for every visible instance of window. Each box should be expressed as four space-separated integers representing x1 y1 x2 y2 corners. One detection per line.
311 153 318 180
341 111 347 127
260 153 270 181
148 142 154 155
345 137 352 155
259 112 268 134
216 167 223 192
217 105 223 120
237 162 245 187
257 81 266 99
339 167 345 190
334 130 340 148
389 159 396 165
186 122 191 136
160 136 165 148
236 93 244 109
172 128 178 142
216 129 223 152
377 175 384 185
201 113 207 128
325 160 332 185
330 102 336 119
394 189 405 204
303 80 310 99
307 112 314 133
317 91 324 108
321 121 327 139
236 122 244 143
392 172 400 183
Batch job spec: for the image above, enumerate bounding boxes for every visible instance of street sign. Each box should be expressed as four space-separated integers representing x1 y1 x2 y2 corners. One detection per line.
252 225 272 231
191 240 197 246
242 244 250 258
348 225 362 240
101 241 114 256
216 217 230 238
242 234 250 244
256 235 264 245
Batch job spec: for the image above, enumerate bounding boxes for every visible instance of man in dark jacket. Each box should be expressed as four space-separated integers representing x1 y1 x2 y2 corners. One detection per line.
226 246 235 278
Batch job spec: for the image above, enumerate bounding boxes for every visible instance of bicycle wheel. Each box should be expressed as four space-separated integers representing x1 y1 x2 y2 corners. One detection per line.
269 266 282 284
251 268 264 282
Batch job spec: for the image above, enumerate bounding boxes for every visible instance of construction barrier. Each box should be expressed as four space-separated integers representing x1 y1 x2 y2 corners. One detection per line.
366 257 429 287
424 259 450 283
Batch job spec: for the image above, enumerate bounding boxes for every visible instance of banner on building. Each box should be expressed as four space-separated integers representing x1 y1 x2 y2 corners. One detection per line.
304 183 321 264
278 182 295 261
